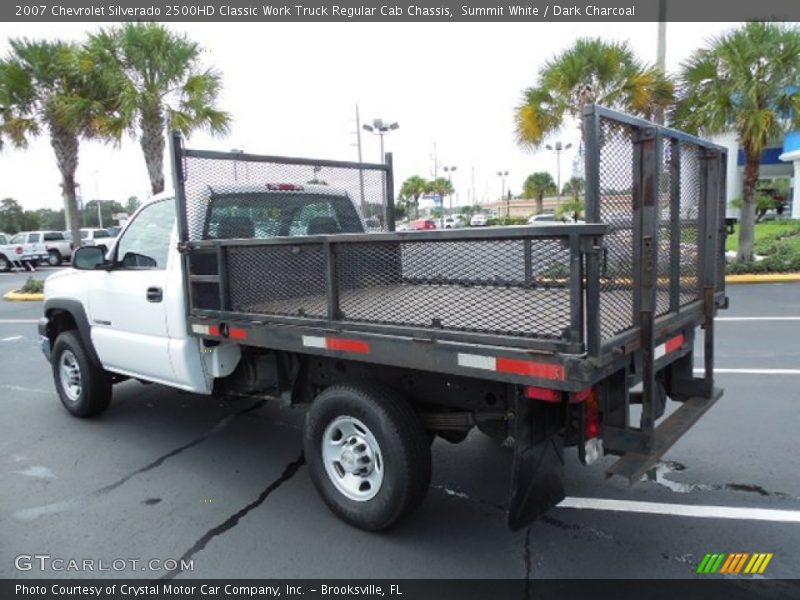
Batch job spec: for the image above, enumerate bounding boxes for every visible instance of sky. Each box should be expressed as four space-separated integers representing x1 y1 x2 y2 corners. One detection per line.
0 21 743 212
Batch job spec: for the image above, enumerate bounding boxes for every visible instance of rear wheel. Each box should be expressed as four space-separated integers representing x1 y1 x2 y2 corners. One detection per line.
52 331 112 418
0 255 10 272
304 384 431 531
47 250 63 266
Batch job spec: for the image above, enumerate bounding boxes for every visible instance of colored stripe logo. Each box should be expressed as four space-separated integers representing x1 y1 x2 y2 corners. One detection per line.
696 552 773 574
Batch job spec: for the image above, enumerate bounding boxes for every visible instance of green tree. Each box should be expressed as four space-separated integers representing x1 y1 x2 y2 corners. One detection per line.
399 175 429 219
515 38 674 148
1 39 121 245
88 23 231 195
673 22 800 262
427 177 455 212
0 198 25 233
523 172 556 215
0 62 38 152
125 195 141 214
562 176 585 200
556 198 585 223
36 208 66 231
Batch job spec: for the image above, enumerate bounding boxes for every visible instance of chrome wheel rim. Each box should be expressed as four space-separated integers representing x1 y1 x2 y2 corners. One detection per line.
322 416 384 502
59 350 82 402
48 252 59 266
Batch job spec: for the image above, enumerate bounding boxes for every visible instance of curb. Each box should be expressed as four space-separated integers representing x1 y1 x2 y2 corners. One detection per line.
3 290 44 301
725 273 800 285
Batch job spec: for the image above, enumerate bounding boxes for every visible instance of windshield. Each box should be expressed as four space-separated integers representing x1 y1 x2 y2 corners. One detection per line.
204 192 364 239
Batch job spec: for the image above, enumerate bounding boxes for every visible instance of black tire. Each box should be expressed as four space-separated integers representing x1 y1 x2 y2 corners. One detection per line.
47 249 63 266
52 331 112 418
304 384 432 531
0 255 10 272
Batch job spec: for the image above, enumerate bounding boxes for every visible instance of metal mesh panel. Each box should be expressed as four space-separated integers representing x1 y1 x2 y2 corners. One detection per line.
678 143 701 305
596 117 636 340
334 239 573 339
181 153 390 242
227 244 328 318
655 141 673 317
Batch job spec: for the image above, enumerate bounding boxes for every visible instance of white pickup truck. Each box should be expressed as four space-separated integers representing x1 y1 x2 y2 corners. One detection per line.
0 231 48 271
39 118 728 531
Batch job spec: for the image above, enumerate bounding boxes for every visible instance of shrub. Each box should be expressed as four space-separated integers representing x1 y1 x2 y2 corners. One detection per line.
487 216 528 226
21 277 44 294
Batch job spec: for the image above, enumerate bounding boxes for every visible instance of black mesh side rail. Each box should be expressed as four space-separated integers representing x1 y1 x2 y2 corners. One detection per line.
583 105 727 350
184 226 606 353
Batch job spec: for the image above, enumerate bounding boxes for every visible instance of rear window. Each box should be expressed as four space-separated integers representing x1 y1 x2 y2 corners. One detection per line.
43 232 64 241
94 230 111 238
204 192 363 239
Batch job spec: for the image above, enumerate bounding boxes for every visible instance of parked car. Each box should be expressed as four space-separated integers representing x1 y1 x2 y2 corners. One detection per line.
106 225 124 237
441 215 465 229
65 228 113 253
527 213 557 225
1 232 48 271
469 213 488 227
13 231 73 266
411 218 436 230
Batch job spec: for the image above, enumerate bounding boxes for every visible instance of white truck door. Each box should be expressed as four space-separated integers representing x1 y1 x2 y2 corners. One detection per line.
88 198 179 385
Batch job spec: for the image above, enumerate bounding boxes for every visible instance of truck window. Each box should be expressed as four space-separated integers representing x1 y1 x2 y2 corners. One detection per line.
29 233 41 243
9 234 24 244
94 230 111 238
205 192 363 239
43 232 63 241
115 199 176 269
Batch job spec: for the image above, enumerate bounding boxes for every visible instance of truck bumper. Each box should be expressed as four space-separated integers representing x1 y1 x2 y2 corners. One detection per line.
38 317 51 363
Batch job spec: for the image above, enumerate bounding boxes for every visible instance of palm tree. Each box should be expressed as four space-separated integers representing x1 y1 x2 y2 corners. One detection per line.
1 39 121 245
562 176 585 201
88 23 231 195
515 38 674 149
0 62 38 152
673 22 800 262
523 172 556 215
399 175 429 219
427 177 455 212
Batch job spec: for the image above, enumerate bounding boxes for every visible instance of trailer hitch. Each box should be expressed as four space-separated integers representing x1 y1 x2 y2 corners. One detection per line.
506 393 565 531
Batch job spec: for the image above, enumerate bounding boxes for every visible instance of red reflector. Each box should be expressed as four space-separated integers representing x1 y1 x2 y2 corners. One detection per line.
228 327 248 340
585 417 600 439
524 386 560 402
327 338 370 354
665 334 684 353
208 325 220 336
497 358 564 380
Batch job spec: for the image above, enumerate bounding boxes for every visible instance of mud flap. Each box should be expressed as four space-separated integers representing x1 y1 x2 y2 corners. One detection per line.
507 393 565 531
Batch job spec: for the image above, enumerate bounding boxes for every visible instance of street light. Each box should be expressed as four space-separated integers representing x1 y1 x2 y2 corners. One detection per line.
362 118 399 163
443 165 457 212
497 171 509 216
545 141 572 203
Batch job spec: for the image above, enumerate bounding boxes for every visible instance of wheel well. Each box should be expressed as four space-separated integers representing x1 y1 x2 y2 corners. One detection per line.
46 309 78 344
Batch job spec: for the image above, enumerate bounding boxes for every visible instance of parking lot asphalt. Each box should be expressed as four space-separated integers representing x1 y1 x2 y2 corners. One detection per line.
0 276 798 580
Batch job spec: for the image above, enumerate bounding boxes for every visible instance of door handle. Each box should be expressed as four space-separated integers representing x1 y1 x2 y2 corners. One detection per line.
146 287 163 303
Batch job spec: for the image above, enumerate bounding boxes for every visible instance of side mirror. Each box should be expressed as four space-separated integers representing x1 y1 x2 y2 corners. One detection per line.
72 246 107 270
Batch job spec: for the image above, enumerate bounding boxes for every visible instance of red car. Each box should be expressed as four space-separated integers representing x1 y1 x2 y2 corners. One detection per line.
411 219 437 230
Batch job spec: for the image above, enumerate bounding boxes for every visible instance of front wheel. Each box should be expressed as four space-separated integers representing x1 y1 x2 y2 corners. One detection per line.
52 331 112 418
303 384 431 531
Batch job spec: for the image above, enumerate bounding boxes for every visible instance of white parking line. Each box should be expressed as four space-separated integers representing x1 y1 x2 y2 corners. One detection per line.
695 368 800 375
717 317 800 322
0 319 38 324
1 336 23 342
559 497 800 523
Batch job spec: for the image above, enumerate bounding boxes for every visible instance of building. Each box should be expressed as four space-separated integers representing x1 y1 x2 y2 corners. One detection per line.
712 129 799 219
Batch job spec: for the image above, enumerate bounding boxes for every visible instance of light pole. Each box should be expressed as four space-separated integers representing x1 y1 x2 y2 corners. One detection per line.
362 118 399 163
545 141 572 204
443 165 457 212
497 171 509 216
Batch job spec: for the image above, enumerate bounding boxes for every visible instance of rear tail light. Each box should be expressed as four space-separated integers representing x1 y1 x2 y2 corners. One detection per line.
582 389 603 465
